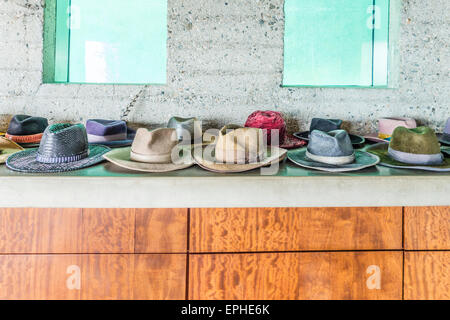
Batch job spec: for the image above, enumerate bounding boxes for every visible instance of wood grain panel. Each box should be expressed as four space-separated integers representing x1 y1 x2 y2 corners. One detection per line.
0 255 82 299
0 254 186 300
190 207 402 252
81 208 135 253
405 251 450 300
133 254 186 300
0 208 82 253
405 206 450 250
189 252 402 300
135 208 187 253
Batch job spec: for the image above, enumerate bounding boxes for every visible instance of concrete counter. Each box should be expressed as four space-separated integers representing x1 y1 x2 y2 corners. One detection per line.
0 160 448 208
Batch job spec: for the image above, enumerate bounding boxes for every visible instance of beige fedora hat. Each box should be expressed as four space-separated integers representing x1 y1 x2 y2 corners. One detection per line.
0 136 24 164
193 125 287 173
103 128 194 172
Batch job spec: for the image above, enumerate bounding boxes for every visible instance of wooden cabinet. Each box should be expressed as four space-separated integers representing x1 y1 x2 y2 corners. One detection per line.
189 252 402 300
190 207 402 252
0 254 186 300
0 206 449 300
405 252 450 300
405 206 450 250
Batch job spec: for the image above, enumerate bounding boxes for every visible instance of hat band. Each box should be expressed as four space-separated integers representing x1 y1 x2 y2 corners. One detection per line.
5 132 43 143
388 147 443 165
36 150 89 164
306 150 355 165
130 150 173 164
87 132 127 143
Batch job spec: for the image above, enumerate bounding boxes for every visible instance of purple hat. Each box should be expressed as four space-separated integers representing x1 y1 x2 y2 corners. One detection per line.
438 118 450 145
86 119 136 148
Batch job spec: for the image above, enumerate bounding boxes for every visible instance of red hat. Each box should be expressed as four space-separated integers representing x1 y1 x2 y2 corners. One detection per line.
244 110 306 149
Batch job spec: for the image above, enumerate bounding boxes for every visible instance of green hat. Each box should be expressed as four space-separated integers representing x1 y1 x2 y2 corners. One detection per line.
367 126 450 172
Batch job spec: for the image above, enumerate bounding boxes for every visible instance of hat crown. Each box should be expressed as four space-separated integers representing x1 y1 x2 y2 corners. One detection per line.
378 117 417 135
167 116 200 142
7 115 48 136
244 110 286 145
444 118 450 135
307 130 354 157
390 126 441 155
86 119 127 136
310 118 342 132
37 124 89 163
215 125 265 163
131 128 178 163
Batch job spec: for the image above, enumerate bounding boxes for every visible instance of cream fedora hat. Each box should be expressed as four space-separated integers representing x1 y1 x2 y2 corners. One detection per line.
193 125 287 173
103 128 194 173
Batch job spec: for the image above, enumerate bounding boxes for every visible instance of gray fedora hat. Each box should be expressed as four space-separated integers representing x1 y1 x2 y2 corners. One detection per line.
437 118 450 146
6 123 110 173
288 130 379 172
167 116 202 144
293 118 365 145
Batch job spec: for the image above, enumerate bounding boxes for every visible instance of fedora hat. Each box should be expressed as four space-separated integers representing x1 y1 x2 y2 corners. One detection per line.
244 110 306 149
437 117 450 146
167 116 203 144
5 115 48 147
367 126 450 172
288 130 379 172
6 123 110 173
365 117 417 143
0 136 24 164
293 118 365 145
86 119 136 148
193 125 287 173
103 128 194 173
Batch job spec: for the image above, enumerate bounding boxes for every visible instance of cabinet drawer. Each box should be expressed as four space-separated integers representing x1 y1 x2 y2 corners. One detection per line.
190 207 402 252
189 252 402 300
405 206 450 250
405 252 450 300
0 254 186 300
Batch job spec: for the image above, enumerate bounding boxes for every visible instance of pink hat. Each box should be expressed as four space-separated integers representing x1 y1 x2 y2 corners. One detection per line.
365 117 417 143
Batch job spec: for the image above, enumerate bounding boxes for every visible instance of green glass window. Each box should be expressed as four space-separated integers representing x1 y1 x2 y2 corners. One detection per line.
43 0 167 84
283 0 390 87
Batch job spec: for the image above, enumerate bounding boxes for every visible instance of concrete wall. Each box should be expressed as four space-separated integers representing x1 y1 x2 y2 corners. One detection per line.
0 0 448 133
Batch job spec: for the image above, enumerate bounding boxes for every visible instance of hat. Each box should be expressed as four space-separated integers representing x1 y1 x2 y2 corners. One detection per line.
437 118 450 146
6 123 110 173
167 116 202 144
367 126 450 172
0 114 12 136
5 115 48 147
103 128 194 172
293 118 365 145
86 119 136 148
0 136 24 164
193 125 287 173
365 117 417 143
288 130 380 172
244 110 306 149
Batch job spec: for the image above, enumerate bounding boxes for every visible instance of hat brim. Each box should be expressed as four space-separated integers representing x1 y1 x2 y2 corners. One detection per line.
293 131 365 145
288 148 379 172
442 147 450 157
366 143 450 172
0 138 24 164
364 133 390 144
437 133 450 146
193 146 287 173
103 147 194 173
6 145 110 173
280 135 307 149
